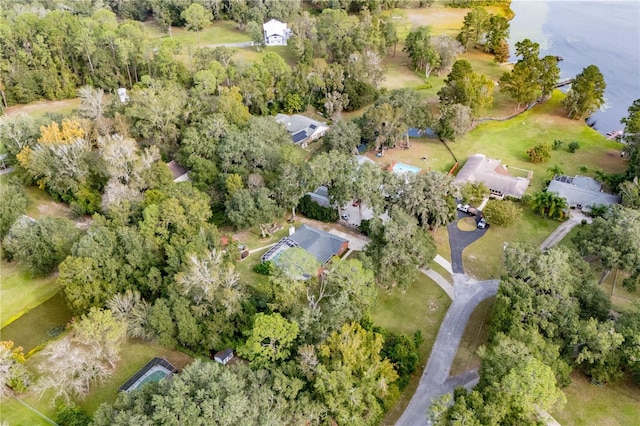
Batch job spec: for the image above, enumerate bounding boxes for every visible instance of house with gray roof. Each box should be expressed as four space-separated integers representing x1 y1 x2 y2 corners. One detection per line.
275 114 329 148
455 154 531 199
306 186 334 208
547 175 620 213
261 224 348 266
166 160 189 182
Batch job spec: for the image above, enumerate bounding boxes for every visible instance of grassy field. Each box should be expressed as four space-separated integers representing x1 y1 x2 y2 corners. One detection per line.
463 206 560 279
0 341 194 424
144 20 250 46
553 372 640 426
0 397 54 426
0 259 59 328
450 297 494 377
373 274 451 425
0 293 71 353
4 98 81 120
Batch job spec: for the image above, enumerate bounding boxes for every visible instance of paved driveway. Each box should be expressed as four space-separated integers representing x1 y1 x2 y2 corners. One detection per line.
397 275 499 426
447 211 489 274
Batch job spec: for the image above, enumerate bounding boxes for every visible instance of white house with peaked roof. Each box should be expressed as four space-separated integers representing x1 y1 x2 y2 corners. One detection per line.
547 175 620 213
275 114 329 148
455 154 530 199
263 19 292 46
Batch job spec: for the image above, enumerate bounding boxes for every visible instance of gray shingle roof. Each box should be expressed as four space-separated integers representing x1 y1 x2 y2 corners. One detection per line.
261 225 348 265
455 154 530 198
547 176 620 211
275 114 329 145
289 225 348 264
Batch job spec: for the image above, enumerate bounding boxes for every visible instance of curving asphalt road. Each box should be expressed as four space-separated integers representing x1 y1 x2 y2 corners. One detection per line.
396 274 499 426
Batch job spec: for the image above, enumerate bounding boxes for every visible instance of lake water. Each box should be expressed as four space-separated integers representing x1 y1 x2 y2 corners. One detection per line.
509 0 640 134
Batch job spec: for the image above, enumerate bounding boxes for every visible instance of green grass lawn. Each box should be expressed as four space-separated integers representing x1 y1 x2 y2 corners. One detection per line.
433 226 451 262
0 396 54 426
553 372 640 426
463 206 560 280
373 273 451 425
145 20 250 46
0 259 59 328
0 293 71 353
450 297 494 377
453 91 626 193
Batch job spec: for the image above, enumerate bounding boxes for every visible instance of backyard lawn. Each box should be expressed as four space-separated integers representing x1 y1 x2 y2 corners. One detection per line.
0 259 59 328
145 20 250 46
1 341 194 423
0 293 72 354
373 273 451 425
553 372 640 426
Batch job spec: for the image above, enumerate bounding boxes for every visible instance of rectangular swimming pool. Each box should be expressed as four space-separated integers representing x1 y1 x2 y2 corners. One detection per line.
119 358 177 392
392 162 421 174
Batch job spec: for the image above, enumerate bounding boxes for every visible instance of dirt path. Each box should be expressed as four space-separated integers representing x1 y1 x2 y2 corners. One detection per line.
4 98 81 117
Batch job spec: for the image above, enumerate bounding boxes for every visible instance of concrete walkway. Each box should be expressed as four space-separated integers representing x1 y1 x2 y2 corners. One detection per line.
397 274 499 426
421 268 454 300
434 254 453 274
248 242 276 254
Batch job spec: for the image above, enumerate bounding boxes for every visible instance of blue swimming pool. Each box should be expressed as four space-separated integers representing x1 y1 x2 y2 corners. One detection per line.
392 162 421 174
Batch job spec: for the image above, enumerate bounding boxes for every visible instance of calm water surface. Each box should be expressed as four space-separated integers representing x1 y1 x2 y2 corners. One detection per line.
509 0 640 133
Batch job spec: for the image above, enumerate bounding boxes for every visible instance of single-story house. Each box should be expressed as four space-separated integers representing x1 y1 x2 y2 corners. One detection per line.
454 154 530 199
275 114 329 148
547 175 620 213
214 349 234 365
166 160 190 182
261 224 348 266
306 186 334 208
263 19 292 46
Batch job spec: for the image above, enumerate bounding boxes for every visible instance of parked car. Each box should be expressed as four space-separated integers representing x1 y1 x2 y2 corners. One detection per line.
467 207 479 216
457 203 470 213
477 218 487 229
352 200 360 207
341 213 350 220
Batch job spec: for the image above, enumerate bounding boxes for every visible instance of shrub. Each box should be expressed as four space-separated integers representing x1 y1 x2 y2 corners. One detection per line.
568 141 580 153
298 194 339 222
552 139 564 150
56 403 92 426
253 261 273 276
482 199 522 227
414 82 433 90
527 143 551 163
359 219 372 236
